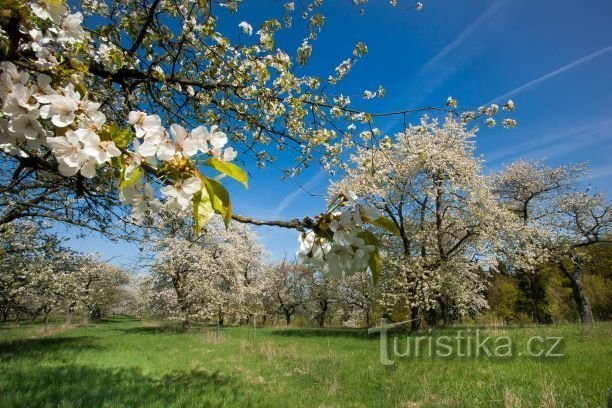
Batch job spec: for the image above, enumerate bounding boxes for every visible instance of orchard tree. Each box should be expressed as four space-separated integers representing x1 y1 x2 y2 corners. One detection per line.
332 117 513 328
554 193 610 323
262 259 311 327
493 160 611 323
0 221 129 325
146 212 263 331
308 272 339 328
337 271 376 327
0 221 76 322
76 256 131 322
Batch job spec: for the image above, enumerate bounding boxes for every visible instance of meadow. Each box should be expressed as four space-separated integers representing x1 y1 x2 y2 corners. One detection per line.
0 317 610 407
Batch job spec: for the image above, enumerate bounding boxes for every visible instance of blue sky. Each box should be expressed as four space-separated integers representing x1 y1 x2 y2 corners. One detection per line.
61 0 612 266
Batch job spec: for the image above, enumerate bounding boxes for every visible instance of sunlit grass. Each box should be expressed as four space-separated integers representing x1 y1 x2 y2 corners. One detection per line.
0 316 609 407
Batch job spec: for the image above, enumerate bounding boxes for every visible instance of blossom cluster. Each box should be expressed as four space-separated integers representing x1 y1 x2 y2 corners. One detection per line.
297 196 380 277
1 1 239 222
0 61 119 178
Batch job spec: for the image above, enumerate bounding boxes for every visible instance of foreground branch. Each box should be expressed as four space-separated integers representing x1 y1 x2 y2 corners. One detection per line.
230 214 314 232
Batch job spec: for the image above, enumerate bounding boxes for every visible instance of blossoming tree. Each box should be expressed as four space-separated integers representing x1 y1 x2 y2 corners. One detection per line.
332 117 516 328
493 160 611 323
144 211 264 331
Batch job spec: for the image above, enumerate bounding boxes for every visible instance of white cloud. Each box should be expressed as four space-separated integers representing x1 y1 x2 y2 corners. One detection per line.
487 45 612 105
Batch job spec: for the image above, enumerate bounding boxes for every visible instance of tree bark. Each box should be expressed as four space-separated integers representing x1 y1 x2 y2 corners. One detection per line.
317 299 328 328
182 318 190 332
65 303 75 325
559 261 594 324
411 306 421 331
285 313 291 327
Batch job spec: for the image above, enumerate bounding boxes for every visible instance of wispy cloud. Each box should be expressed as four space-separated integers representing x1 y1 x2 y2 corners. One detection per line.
485 118 612 166
272 170 327 217
421 0 506 72
381 1 507 134
487 45 612 104
587 164 612 182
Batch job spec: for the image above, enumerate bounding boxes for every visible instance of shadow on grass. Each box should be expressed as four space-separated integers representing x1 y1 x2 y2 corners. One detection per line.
270 327 374 340
0 365 255 407
0 336 103 360
118 325 187 335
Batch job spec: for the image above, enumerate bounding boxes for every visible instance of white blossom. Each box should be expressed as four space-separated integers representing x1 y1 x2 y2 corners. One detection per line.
160 177 202 210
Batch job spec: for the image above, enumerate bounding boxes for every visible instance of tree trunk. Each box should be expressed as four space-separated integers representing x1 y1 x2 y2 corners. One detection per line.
182 318 190 332
559 261 594 324
317 300 327 328
44 312 49 333
218 311 224 327
365 305 373 328
0 304 9 322
410 306 421 331
65 304 75 325
285 313 291 327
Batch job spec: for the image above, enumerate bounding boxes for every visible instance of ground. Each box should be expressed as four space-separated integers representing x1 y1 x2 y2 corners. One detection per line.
0 317 609 407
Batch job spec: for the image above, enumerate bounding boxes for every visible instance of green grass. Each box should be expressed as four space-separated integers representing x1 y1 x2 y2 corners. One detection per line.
0 317 610 407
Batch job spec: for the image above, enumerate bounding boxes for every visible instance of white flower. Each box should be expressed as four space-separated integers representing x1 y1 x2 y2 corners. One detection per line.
80 129 120 164
486 104 499 116
221 146 237 162
208 125 229 158
161 176 201 210
363 90 376 100
239 21 253 36
78 110 106 132
0 118 25 156
192 124 233 159
0 62 28 90
170 124 199 157
78 155 98 178
133 133 161 161
155 132 176 161
502 118 517 129
129 111 162 138
8 112 45 141
503 99 515 111
57 12 85 44
485 118 496 128
416 2 423 11
46 130 83 176
2 84 39 117
30 0 68 23
121 183 161 218
39 83 81 127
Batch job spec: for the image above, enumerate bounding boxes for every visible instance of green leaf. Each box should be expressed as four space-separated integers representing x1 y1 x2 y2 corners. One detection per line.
203 177 232 228
358 230 382 284
119 166 142 190
104 124 135 149
69 58 89 74
368 248 382 285
368 215 401 238
205 158 248 188
193 189 215 235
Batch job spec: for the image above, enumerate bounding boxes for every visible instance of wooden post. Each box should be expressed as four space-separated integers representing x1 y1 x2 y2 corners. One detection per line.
252 313 256 350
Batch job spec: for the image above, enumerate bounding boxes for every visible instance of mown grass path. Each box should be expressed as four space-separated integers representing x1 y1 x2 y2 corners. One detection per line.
0 317 610 407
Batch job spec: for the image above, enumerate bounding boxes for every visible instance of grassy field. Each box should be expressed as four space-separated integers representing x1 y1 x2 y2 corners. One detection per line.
0 317 610 407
